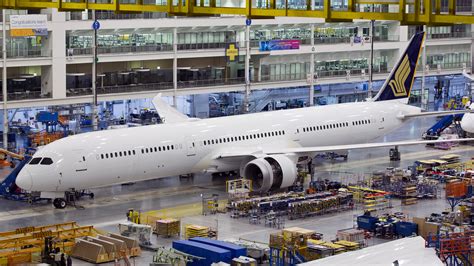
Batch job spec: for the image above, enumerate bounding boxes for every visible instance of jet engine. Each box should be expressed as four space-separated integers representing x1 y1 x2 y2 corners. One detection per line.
461 103 474 133
242 155 297 192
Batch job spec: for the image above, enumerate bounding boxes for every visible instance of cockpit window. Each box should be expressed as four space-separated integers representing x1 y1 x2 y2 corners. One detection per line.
40 158 53 165
29 158 42 165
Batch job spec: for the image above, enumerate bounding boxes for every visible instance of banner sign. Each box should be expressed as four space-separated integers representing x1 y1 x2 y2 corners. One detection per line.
259 39 300 51
10 15 48 37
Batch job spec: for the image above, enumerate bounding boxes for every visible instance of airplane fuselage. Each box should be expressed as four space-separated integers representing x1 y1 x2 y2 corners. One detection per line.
17 99 420 194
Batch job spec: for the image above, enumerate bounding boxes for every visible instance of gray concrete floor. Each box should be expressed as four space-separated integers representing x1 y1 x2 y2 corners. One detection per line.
0 116 473 265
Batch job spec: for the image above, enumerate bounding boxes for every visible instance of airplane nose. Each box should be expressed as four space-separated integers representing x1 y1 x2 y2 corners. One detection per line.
16 169 32 191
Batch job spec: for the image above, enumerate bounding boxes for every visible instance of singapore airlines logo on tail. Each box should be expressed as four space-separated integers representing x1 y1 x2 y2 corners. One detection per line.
389 55 411 97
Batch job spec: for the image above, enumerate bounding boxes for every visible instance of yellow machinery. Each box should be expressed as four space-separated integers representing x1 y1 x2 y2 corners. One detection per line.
0 222 100 265
0 0 471 25
0 149 24 168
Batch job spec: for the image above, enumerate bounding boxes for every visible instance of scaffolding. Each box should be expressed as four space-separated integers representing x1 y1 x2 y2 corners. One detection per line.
0 222 100 265
426 231 474 266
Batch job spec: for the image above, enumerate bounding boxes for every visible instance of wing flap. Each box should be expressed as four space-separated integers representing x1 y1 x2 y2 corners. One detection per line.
399 110 473 120
215 138 474 159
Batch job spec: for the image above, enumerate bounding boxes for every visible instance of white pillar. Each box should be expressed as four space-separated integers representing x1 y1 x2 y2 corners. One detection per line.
244 24 250 113
309 24 315 106
421 25 427 110
173 26 178 107
2 9 7 149
92 10 98 131
368 20 374 98
50 9 66 99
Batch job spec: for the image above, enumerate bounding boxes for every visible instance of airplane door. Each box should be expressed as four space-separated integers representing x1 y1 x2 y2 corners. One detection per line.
186 138 196 156
73 151 88 174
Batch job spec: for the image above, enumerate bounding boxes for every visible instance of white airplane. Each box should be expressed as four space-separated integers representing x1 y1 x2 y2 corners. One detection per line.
15 32 474 208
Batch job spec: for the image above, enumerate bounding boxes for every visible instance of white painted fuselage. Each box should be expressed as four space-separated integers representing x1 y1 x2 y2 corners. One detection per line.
16 99 420 193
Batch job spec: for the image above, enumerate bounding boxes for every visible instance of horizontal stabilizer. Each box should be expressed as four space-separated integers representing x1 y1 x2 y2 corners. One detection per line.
152 94 197 123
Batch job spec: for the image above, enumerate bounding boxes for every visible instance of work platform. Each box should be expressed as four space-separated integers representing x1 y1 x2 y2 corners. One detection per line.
0 0 473 25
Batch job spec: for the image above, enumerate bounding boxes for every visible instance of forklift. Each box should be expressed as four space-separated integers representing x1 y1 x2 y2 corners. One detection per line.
389 146 401 161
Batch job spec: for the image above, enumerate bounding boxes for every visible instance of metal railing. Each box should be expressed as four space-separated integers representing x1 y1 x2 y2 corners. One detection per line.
68 10 167 20
97 44 173 54
427 32 472 39
67 82 174 97
177 77 244 88
67 44 173 56
4 91 51 101
66 78 245 97
259 67 389 82
177 42 235 50
250 35 399 47
0 48 51 58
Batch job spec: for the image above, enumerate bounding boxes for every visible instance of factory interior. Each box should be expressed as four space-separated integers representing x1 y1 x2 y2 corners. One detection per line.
1 1 474 266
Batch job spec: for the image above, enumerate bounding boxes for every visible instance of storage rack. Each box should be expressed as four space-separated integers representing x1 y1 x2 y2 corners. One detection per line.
400 184 418 205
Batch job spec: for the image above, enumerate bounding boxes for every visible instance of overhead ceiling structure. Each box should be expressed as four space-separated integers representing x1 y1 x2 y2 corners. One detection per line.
0 0 473 25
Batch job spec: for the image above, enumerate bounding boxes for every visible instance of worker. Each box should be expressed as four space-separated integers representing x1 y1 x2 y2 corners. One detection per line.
60 253 66 266
66 255 72 266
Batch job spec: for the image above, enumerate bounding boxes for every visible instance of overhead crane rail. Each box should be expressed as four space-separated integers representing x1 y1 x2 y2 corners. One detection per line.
0 0 473 25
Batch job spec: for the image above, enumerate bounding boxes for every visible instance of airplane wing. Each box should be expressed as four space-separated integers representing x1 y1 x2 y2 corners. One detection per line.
152 93 198 123
216 137 474 159
398 109 473 119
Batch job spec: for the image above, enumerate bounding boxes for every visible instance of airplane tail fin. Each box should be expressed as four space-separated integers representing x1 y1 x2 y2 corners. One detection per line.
373 32 425 103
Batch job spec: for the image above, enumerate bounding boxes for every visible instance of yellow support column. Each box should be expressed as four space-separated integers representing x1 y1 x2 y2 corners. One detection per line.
323 0 329 19
246 0 251 17
399 0 406 21
448 0 456 15
435 0 441 14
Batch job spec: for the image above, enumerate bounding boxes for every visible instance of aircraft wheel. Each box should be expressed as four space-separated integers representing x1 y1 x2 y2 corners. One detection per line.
53 198 66 209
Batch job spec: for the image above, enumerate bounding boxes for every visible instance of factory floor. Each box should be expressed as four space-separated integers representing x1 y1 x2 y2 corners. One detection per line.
0 116 473 265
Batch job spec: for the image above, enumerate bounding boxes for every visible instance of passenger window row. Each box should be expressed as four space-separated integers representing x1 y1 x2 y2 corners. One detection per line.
141 144 176 154
302 119 375 133
352 119 372 126
100 150 136 160
303 122 350 133
203 130 286 146
29 157 53 165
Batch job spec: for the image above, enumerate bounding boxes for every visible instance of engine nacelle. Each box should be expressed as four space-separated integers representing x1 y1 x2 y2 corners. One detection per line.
461 103 474 133
242 155 297 192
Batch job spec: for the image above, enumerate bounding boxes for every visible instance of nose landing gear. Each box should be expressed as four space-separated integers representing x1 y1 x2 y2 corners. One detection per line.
52 198 67 209
51 190 94 209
